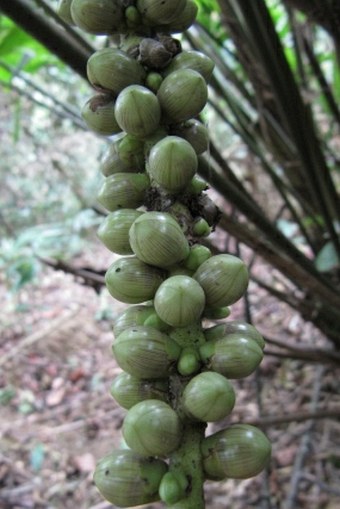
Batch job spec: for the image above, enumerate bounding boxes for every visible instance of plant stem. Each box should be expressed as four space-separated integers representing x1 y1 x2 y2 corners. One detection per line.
167 416 207 509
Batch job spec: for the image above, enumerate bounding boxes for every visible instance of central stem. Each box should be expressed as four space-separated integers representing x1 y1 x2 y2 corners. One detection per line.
168 418 207 509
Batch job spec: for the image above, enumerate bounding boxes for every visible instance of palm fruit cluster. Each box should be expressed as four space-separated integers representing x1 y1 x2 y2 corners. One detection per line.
58 0 271 507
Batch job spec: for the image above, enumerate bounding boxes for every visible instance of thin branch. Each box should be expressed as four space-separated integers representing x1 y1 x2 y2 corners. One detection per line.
245 404 340 428
284 365 325 509
0 0 93 80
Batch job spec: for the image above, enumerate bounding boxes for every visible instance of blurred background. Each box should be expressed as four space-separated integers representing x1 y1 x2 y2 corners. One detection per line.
0 1 339 508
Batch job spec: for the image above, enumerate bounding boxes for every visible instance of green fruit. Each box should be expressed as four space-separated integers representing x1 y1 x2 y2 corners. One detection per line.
117 134 145 170
137 0 186 24
57 0 74 24
192 217 211 237
105 257 164 304
113 325 181 379
201 424 271 480
182 372 235 422
71 0 125 34
193 254 249 307
97 172 150 212
113 304 156 337
148 135 197 193
163 50 214 82
81 94 121 136
199 334 263 379
99 138 134 176
110 372 168 409
125 5 142 28
94 450 167 506
145 71 164 92
171 118 209 155
202 306 231 320
129 211 190 268
87 48 146 95
159 471 188 505
157 69 208 123
154 275 205 327
97 209 143 255
177 346 201 376
123 400 182 457
114 85 161 139
160 0 198 33
204 321 265 350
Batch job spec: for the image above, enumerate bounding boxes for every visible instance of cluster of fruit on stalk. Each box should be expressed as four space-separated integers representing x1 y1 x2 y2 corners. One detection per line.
58 0 271 507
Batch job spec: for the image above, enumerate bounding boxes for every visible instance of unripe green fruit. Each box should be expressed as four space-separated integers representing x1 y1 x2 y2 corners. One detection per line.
182 372 235 422
81 94 121 136
154 275 206 327
125 5 142 27
113 304 155 337
148 135 197 192
204 320 265 350
105 257 164 304
117 134 145 170
193 254 249 307
199 334 263 379
192 217 211 237
185 175 208 194
177 346 201 376
87 48 146 95
110 372 168 409
159 0 198 33
97 209 143 255
94 450 167 506
171 119 209 155
113 325 181 378
201 424 271 480
57 0 74 24
145 71 164 92
137 0 186 24
99 139 133 176
97 172 150 212
129 211 190 268
203 306 231 320
114 85 161 139
143 127 168 158
159 471 188 505
71 0 125 35
123 400 182 457
163 50 215 82
158 69 208 123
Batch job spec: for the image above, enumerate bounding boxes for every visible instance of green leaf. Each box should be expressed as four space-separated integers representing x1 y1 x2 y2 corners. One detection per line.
315 241 340 272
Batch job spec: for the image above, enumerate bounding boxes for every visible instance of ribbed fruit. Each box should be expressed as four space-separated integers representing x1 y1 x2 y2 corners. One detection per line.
201 424 271 480
129 211 189 268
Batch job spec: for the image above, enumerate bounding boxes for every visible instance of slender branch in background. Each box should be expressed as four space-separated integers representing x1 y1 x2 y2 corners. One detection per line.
0 78 84 128
281 0 340 56
246 404 340 428
0 0 93 80
218 0 340 260
284 365 325 509
302 34 340 126
0 61 85 128
32 0 94 54
235 239 273 509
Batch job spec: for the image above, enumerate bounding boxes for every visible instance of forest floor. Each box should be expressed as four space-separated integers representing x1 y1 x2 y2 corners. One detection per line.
1 240 340 509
